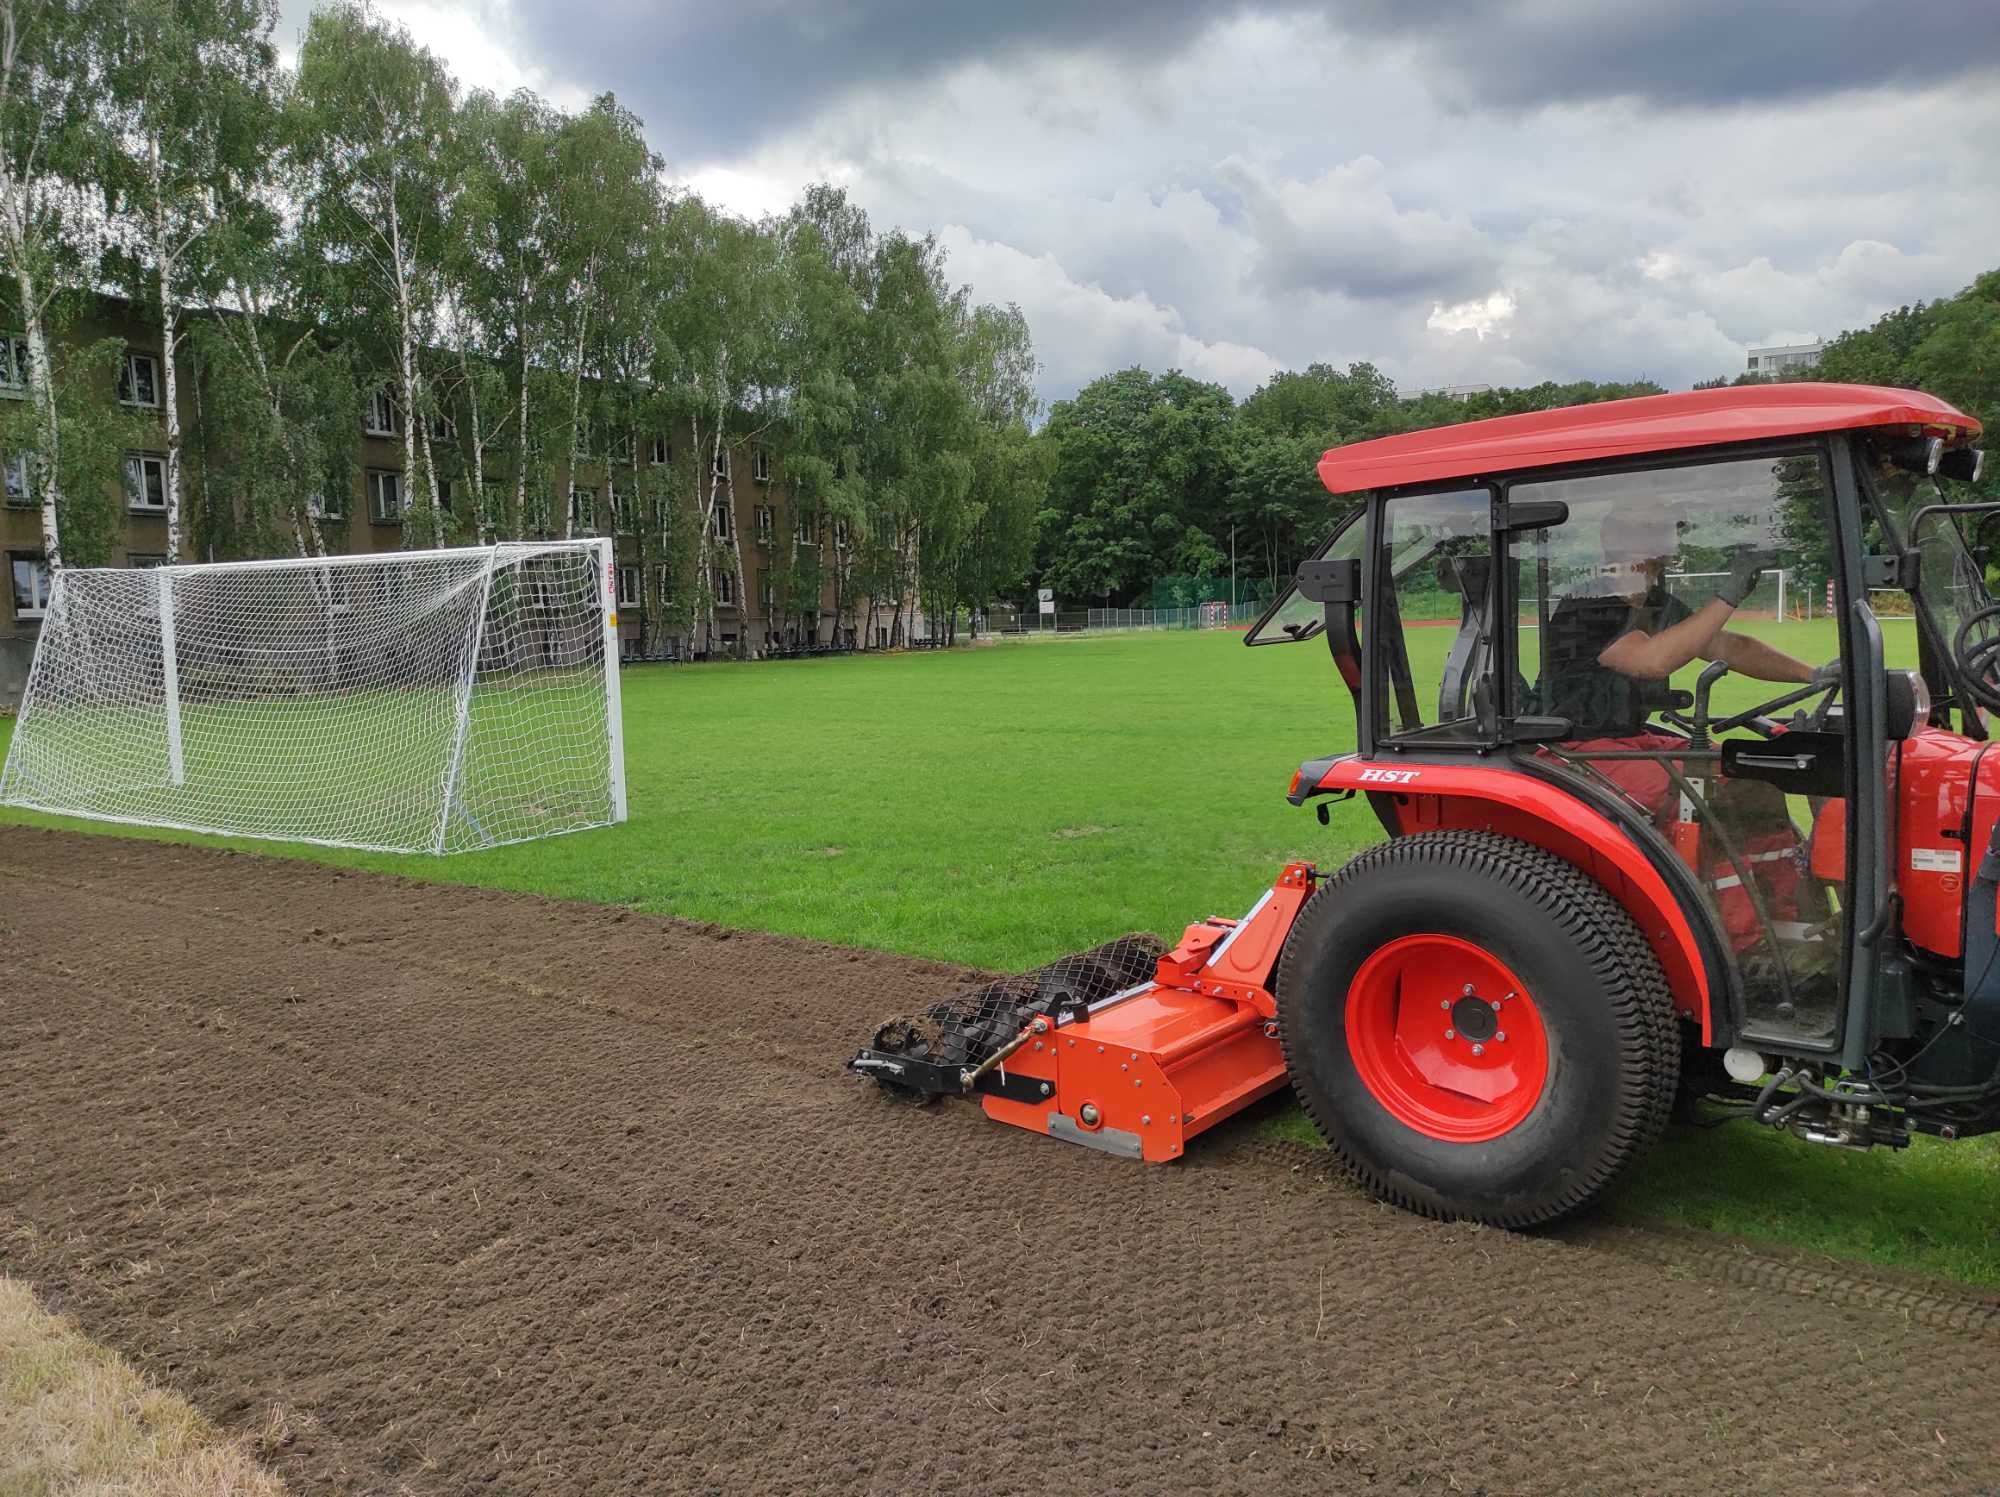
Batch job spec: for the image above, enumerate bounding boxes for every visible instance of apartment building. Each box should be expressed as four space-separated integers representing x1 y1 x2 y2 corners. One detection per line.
2 297 916 703
1746 339 1823 376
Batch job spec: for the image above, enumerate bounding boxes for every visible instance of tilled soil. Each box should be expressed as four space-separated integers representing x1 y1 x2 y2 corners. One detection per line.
3 826 1999 1495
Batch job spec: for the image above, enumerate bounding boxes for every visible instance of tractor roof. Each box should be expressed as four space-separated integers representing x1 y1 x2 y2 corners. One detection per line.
1317 383 1982 496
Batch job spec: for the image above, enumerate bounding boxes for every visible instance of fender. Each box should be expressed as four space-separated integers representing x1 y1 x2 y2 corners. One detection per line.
1312 756 1715 1043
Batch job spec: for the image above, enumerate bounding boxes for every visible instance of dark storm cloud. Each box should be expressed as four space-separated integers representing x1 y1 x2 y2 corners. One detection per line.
508 0 1262 163
1348 0 2000 113
509 0 2000 166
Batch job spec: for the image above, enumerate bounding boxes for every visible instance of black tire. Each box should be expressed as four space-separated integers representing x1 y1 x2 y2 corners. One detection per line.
1277 830 1678 1228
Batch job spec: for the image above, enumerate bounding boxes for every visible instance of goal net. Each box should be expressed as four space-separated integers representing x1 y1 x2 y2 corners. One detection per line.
0 541 627 854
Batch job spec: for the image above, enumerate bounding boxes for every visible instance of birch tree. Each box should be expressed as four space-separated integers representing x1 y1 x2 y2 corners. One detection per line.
547 95 655 540
773 186 868 642
103 0 280 561
0 0 120 567
654 197 783 658
291 4 457 547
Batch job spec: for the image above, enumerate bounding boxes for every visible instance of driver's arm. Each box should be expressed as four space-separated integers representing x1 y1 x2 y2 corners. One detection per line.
1596 597 1735 680
1708 629 1816 684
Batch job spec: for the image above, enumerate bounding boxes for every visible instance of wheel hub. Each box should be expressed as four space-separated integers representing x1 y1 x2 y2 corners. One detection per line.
1450 994 1498 1042
1345 935 1549 1142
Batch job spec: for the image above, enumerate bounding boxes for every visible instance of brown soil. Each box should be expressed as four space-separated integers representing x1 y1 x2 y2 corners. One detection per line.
4 824 1999 1495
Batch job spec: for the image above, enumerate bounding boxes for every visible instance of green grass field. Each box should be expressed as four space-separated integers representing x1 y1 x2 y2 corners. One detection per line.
6 617 1998 1288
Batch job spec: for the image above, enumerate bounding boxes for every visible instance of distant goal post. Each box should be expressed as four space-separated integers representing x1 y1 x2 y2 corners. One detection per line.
0 539 628 854
1665 568 1806 621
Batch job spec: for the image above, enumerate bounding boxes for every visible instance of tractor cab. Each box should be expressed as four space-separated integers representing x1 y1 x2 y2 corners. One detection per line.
1255 385 1999 1180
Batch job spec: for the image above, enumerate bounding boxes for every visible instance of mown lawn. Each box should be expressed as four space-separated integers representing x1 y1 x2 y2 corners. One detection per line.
6 618 1998 1287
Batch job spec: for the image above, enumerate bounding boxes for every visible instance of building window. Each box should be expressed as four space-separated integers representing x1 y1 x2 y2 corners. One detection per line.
713 449 730 481
3 452 30 505
1747 356 1759 370
570 486 597 533
327 573 353 614
123 452 168 512
428 410 456 442
834 518 850 551
307 488 342 521
754 503 774 541
367 469 405 523
10 552 50 619
117 351 161 408
795 511 818 547
0 335 26 397
436 479 453 513
757 570 773 610
618 565 641 607
363 388 400 437
609 484 633 533
752 449 772 484
610 431 635 466
711 502 732 541
714 568 735 606
127 553 168 568
649 436 671 466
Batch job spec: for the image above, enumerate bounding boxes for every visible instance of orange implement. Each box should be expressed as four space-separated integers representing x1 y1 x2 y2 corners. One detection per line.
979 864 1316 1161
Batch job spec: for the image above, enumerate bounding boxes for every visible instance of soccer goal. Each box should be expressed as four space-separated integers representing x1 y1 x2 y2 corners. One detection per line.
0 540 627 854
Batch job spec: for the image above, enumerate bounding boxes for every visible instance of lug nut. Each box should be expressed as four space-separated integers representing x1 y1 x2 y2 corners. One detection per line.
1471 1044 1485 1057
1444 1028 1456 1040
1490 1000 1502 1011
1495 1031 1507 1043
1440 999 1451 1010
1141 1114 1152 1126
1080 1103 1101 1125
1462 984 1476 996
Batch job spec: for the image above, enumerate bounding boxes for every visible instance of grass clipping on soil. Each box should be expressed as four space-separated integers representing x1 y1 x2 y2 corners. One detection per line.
0 1275 284 1497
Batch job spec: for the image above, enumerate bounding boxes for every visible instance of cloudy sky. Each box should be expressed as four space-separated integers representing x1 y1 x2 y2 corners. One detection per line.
283 1 2000 407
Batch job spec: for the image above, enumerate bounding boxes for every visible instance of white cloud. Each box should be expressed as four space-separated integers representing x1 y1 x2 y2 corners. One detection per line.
934 227 1280 400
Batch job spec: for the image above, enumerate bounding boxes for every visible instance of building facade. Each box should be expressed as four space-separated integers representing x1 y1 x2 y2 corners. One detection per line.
2 299 920 703
1746 340 1823 376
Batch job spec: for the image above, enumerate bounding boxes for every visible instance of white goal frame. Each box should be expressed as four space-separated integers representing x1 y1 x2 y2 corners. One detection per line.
1 539 627 854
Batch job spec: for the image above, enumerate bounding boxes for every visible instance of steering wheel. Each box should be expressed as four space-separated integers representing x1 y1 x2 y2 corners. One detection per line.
1953 603 2000 713
1673 665 1842 743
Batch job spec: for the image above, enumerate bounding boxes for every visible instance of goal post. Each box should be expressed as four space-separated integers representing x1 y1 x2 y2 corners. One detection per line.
0 541 628 854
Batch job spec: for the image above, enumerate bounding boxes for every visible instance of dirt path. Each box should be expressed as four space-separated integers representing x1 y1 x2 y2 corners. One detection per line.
3 825 1998 1495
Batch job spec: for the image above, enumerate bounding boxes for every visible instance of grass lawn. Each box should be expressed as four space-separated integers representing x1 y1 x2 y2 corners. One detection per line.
6 617 1998 1288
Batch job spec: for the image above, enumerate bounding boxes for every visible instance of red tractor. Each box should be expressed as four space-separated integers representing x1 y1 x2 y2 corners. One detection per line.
855 383 1997 1227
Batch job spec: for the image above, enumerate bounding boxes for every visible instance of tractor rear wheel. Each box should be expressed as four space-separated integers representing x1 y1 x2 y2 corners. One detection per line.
1276 830 1678 1227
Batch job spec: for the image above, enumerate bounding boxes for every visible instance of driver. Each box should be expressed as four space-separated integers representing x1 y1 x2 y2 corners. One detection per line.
1543 507 1828 952
1543 507 1820 741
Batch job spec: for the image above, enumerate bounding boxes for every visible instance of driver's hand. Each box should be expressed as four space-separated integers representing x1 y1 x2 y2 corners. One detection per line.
1716 549 1774 607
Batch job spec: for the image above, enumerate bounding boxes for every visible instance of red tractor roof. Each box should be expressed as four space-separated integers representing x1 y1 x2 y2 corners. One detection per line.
1318 383 1982 495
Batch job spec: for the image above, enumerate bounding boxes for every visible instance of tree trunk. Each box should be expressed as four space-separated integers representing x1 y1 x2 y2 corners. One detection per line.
514 323 530 540
561 291 592 541
149 137 186 563
18 263 60 566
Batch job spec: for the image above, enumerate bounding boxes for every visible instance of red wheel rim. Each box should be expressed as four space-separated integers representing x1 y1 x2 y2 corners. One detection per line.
1345 934 1549 1142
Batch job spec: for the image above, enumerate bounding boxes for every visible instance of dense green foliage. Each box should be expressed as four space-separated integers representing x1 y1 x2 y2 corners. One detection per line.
1033 363 1667 608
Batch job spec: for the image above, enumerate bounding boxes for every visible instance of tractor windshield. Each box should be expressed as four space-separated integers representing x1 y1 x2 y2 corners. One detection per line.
1860 441 1997 706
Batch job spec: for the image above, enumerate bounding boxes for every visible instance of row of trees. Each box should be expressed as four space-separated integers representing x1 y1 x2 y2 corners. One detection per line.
2 0 1047 653
1033 363 1665 607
